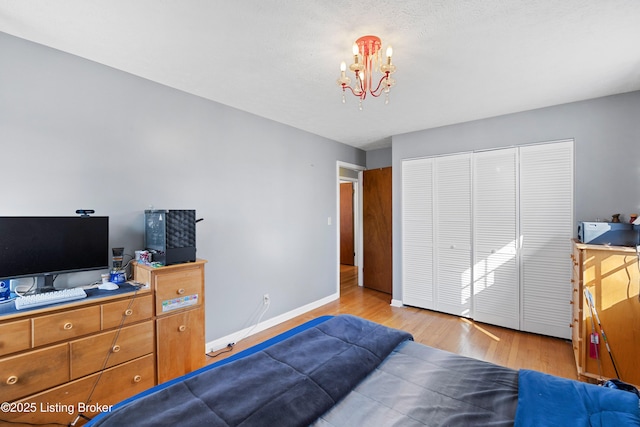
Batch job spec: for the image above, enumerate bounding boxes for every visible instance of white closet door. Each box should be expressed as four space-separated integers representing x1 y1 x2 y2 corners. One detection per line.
519 140 574 339
473 148 520 329
402 158 434 309
434 153 472 317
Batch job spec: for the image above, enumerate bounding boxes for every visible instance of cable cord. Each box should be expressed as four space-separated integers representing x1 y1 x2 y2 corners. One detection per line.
70 286 140 425
206 344 235 359
235 299 271 344
15 277 38 297
206 298 271 359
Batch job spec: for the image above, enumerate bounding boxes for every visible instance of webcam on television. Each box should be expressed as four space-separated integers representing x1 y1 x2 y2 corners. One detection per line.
76 209 95 217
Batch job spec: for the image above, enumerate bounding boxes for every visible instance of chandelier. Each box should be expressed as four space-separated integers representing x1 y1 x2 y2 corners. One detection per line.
336 35 396 109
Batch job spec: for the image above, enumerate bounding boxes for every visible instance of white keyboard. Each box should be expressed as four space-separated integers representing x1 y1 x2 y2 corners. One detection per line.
15 287 87 310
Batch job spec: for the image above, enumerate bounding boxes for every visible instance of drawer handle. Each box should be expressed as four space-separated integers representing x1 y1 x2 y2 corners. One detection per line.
6 375 18 385
178 325 187 332
133 375 142 383
177 288 185 295
124 309 134 316
112 345 121 353
63 322 73 330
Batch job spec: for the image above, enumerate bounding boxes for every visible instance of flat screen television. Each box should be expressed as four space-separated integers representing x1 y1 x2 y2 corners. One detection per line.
0 216 109 293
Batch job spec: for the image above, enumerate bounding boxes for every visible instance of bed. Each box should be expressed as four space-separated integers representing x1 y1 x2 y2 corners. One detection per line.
86 315 640 426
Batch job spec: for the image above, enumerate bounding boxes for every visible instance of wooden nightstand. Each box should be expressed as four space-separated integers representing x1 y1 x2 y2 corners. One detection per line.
133 259 206 384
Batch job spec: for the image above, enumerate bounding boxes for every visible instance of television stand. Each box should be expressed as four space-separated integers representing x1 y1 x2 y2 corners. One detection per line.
34 274 57 294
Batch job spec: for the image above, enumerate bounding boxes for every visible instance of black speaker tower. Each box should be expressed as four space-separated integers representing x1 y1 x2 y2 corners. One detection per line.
145 210 196 265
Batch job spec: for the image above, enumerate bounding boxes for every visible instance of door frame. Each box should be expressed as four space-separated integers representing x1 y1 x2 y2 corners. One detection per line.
336 161 366 295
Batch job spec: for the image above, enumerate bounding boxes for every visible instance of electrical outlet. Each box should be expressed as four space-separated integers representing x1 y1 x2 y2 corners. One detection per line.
263 293 270 305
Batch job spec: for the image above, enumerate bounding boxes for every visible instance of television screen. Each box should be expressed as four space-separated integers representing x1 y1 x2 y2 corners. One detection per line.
0 216 109 290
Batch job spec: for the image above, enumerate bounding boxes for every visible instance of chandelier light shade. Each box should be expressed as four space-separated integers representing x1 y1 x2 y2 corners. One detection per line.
337 35 396 109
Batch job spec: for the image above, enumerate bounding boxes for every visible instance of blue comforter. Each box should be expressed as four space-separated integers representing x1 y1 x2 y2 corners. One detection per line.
515 370 640 426
89 314 412 427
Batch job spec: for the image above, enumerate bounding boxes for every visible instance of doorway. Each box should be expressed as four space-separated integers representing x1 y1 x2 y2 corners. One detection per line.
340 181 355 266
336 161 365 294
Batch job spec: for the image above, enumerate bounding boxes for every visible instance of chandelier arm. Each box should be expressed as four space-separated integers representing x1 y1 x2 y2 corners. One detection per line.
342 84 367 99
342 84 359 96
342 83 367 100
369 73 390 97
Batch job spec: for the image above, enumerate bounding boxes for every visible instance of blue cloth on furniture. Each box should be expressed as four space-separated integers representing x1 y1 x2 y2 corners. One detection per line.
515 369 640 427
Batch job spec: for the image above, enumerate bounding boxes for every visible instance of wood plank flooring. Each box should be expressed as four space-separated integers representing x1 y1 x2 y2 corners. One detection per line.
208 265 577 380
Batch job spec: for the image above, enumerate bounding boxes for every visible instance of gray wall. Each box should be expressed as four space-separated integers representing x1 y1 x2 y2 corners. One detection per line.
366 147 392 169
392 91 640 301
0 32 365 340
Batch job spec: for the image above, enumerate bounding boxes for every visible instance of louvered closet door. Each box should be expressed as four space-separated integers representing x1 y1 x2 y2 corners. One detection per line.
402 158 434 309
434 154 472 317
473 148 519 329
519 140 574 339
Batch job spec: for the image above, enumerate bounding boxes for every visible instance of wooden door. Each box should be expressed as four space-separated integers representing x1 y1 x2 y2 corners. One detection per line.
363 167 392 294
340 182 355 265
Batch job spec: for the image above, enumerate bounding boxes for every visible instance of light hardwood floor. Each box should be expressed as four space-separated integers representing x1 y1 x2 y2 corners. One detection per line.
209 265 578 380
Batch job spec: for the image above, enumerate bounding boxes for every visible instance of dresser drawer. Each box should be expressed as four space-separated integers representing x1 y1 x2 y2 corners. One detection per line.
156 308 205 383
0 318 31 357
155 268 203 315
102 294 153 329
33 305 101 347
10 354 155 426
70 321 154 379
0 344 69 402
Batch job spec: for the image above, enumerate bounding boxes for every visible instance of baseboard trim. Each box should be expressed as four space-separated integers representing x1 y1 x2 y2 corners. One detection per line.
206 292 340 352
390 299 403 307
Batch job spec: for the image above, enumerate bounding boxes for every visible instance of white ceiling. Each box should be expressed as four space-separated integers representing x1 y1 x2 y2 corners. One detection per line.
1 1 640 150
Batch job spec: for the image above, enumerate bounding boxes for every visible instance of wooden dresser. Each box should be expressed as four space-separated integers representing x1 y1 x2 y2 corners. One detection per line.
571 241 640 386
0 286 154 426
0 259 206 426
